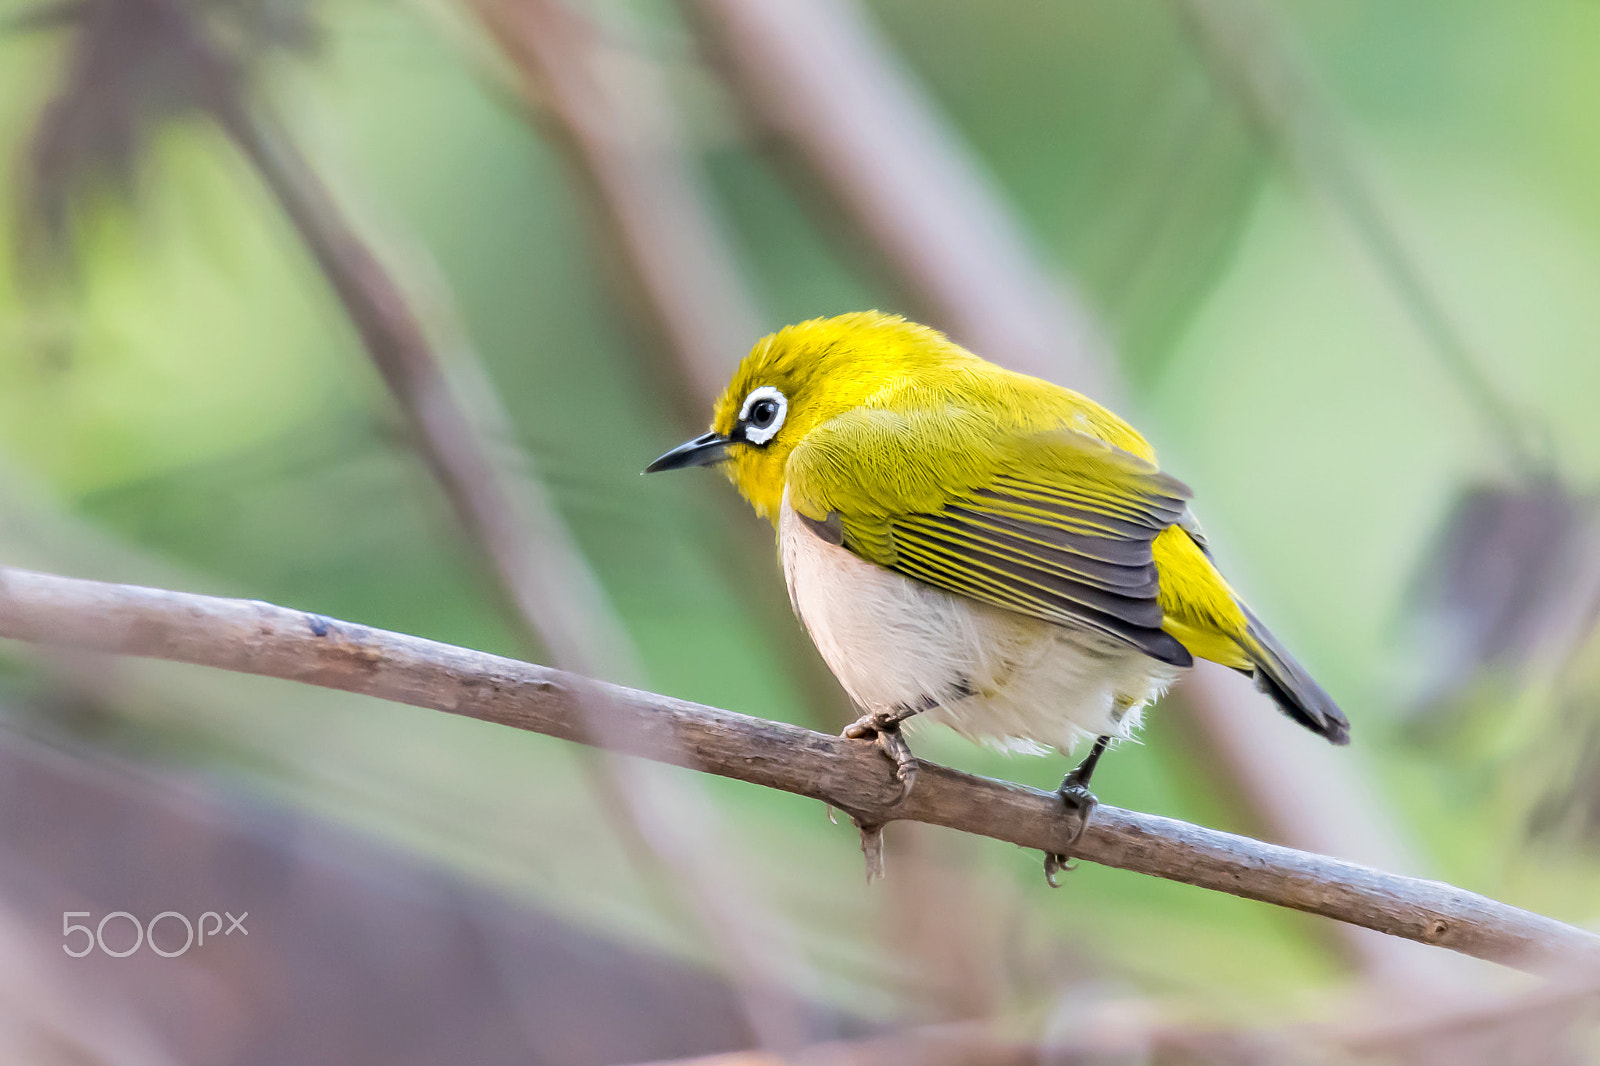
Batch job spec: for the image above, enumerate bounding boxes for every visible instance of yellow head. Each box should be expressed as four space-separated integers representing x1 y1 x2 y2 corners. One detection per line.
646 311 982 519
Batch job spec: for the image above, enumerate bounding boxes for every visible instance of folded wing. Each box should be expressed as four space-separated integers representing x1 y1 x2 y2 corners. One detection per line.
785 408 1196 667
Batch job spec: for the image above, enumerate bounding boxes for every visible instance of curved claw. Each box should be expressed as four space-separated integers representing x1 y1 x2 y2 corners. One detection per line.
841 710 919 806
875 728 917 803
1043 852 1076 888
1044 780 1098 887
1058 782 1098 845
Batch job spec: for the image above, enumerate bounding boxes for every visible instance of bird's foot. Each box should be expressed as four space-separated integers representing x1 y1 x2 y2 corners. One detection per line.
1043 770 1100 888
1043 852 1076 888
842 709 918 804
1058 771 1100 842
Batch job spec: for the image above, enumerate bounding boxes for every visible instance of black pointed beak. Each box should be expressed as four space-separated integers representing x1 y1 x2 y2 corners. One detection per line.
645 432 732 473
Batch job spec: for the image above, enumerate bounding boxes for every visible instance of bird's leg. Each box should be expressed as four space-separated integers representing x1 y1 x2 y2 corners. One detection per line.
842 679 978 806
841 701 926 803
842 706 917 885
1059 734 1110 812
1044 734 1111 887
842 692 962 882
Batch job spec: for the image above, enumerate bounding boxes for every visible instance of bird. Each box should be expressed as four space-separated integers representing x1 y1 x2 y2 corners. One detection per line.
647 311 1348 879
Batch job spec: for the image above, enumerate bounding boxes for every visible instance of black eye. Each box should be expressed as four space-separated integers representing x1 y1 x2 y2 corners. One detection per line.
738 387 787 445
748 399 779 428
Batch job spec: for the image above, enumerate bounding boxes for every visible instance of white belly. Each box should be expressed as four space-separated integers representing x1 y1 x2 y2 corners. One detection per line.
779 497 1180 755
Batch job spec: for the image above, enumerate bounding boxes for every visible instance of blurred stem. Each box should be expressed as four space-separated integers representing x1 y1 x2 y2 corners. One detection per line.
675 0 1115 400
469 0 757 416
1098 84 1269 387
465 0 853 727
216 103 808 1057
1168 0 1546 476
214 98 632 675
115 1 814 1047
0 0 90 35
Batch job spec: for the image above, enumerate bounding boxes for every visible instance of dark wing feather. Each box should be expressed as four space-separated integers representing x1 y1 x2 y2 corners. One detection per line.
888 496 1193 666
786 411 1197 666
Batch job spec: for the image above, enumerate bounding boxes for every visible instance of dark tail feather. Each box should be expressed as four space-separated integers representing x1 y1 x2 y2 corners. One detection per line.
1239 607 1350 745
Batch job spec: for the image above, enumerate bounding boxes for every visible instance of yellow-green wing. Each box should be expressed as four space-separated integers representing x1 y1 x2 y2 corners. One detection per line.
785 406 1196 666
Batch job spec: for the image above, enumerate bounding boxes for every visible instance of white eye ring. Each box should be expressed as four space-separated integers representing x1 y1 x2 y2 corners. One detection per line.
738 386 787 445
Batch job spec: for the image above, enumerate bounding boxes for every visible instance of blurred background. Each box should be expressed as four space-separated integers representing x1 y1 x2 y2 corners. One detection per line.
1 0 1600 1062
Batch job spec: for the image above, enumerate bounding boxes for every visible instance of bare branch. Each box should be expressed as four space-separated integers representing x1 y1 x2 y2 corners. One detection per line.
2 566 1597 976
220 115 811 1057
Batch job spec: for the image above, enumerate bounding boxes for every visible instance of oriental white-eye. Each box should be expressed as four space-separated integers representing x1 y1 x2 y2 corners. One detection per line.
647 312 1348 876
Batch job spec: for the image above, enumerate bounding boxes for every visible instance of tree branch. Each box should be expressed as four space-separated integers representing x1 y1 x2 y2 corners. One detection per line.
1 566 1596 975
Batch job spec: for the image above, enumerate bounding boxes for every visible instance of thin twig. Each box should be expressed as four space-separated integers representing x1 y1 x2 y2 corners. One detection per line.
211 111 810 1059
2 567 1597 976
